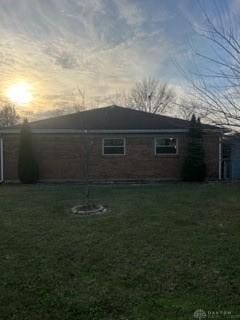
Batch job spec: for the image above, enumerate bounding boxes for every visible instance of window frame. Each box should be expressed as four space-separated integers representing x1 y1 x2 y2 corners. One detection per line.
102 137 126 156
154 136 178 156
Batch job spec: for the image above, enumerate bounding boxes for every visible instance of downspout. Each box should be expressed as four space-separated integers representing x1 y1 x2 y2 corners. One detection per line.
0 137 4 183
218 135 222 181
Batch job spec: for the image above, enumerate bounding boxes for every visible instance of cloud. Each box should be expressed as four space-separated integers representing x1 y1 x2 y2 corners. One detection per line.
0 0 184 118
113 0 145 26
44 46 79 69
55 52 79 69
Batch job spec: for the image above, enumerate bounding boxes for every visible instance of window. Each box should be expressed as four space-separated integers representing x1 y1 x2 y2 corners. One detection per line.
103 138 125 155
155 137 177 155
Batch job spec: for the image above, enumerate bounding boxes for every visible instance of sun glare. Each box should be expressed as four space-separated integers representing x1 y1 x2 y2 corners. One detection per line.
6 82 33 106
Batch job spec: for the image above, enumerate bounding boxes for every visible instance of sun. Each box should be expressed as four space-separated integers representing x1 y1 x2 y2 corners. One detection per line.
6 82 33 106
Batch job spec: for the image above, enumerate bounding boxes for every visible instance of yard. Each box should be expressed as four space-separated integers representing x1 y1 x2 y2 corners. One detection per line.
0 183 239 320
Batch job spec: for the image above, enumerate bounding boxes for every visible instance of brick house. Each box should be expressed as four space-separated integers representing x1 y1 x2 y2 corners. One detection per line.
0 105 223 183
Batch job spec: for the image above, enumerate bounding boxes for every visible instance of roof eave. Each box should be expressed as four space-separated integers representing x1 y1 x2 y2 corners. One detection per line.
0 128 223 134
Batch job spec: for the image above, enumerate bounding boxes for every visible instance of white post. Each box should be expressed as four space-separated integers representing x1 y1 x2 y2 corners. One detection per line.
218 136 222 181
0 138 4 182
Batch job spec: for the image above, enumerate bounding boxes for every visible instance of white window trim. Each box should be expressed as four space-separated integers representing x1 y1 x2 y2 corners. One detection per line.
154 137 178 156
102 137 126 156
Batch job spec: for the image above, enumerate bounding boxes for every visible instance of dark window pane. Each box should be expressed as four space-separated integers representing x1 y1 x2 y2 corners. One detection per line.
156 138 176 147
104 147 125 155
156 146 177 154
104 139 124 147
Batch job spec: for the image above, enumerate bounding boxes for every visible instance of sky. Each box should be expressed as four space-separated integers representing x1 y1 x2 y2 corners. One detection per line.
0 0 239 119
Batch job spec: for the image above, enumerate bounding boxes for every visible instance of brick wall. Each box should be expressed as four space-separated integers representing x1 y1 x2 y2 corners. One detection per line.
2 133 221 181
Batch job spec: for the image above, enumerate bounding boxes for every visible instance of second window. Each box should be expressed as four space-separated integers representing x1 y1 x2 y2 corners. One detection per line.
155 137 177 155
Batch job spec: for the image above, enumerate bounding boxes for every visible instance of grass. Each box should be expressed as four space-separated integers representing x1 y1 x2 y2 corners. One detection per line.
0 183 239 320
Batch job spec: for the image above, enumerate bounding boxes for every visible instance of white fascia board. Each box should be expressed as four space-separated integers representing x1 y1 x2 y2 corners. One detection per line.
0 128 223 134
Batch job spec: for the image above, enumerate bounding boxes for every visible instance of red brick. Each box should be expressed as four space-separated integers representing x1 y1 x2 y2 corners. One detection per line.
2 133 221 182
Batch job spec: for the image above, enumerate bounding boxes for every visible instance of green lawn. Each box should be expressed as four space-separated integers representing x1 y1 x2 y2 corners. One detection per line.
0 183 239 320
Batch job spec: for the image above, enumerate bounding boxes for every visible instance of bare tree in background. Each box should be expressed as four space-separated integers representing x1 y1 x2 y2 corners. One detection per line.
127 77 176 114
0 104 20 127
46 88 87 117
73 88 86 112
176 99 210 121
186 1 240 129
108 91 130 107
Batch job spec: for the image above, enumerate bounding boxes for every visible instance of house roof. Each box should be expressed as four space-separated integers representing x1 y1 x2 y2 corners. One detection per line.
1 105 222 134
20 105 218 132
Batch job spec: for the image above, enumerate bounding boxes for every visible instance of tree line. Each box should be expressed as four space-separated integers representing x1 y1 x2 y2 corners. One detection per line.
0 76 198 129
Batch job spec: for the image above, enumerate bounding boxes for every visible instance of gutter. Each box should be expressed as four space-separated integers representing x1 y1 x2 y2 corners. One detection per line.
0 128 224 135
0 137 4 183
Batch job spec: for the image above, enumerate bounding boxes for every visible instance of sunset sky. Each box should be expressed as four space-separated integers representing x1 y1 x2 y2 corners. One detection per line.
0 0 238 119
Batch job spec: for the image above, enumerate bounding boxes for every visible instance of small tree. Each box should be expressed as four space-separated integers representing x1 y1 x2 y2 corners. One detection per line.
182 115 206 182
81 130 93 206
18 119 39 184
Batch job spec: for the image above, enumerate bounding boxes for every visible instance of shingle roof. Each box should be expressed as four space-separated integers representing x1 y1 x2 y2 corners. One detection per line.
26 105 217 131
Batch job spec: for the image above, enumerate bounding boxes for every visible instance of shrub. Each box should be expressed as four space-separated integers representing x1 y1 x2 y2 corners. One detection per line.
182 115 206 181
18 119 39 184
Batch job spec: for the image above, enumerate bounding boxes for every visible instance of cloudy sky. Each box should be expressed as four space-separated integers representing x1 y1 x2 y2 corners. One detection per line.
0 0 238 118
